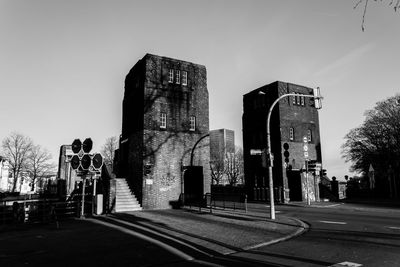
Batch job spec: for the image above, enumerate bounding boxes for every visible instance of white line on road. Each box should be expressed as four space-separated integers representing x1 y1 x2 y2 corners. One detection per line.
386 226 400 230
318 220 347 225
330 261 363 267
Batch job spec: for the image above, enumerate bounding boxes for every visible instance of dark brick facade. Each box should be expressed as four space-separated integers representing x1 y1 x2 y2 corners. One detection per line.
243 81 322 203
118 54 210 209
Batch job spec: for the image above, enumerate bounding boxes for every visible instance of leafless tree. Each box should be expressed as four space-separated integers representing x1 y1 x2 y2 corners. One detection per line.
1 132 33 192
101 136 118 172
225 146 244 186
26 145 55 192
210 152 225 185
354 0 400 31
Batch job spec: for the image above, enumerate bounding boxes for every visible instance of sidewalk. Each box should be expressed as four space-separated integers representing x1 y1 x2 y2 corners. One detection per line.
0 207 307 266
110 207 308 254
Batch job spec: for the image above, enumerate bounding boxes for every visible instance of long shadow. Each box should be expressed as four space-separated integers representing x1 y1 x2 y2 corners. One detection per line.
92 213 287 267
239 249 334 266
302 226 400 248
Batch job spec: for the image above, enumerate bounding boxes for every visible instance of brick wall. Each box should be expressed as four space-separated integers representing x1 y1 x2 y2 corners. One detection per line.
122 54 210 209
243 81 322 202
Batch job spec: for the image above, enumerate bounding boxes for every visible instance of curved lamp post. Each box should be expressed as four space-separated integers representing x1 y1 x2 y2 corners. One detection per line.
259 90 322 220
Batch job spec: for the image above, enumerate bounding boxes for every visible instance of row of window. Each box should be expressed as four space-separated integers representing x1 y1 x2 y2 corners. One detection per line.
289 128 312 142
160 113 196 131
292 93 305 106
168 69 188 85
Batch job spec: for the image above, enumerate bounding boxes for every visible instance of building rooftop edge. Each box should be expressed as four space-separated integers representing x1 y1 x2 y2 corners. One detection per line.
143 53 206 69
243 81 314 97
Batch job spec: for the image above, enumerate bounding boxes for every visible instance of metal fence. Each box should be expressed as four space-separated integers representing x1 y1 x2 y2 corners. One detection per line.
204 193 247 212
0 198 81 225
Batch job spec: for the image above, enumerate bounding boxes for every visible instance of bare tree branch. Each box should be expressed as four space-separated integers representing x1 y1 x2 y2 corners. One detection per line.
1 132 33 192
101 136 118 172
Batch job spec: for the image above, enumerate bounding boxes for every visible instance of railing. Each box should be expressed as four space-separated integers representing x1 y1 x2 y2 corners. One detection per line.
204 193 247 213
253 187 283 202
0 198 81 225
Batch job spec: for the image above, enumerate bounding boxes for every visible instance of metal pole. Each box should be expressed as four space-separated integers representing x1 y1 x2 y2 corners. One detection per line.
80 176 86 218
92 173 97 215
306 160 310 205
263 92 322 220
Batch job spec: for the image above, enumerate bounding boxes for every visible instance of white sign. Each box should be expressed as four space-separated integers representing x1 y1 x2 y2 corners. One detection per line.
303 136 308 143
304 151 309 158
250 149 262 156
303 145 308 152
145 179 153 185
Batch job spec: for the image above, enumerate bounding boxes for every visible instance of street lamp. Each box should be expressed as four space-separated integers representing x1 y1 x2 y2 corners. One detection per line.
258 90 322 220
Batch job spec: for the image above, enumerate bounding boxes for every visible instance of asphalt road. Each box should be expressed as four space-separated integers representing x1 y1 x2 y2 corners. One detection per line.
232 202 400 266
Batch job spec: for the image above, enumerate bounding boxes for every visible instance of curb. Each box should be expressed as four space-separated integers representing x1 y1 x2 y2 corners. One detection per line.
242 217 309 250
282 202 344 208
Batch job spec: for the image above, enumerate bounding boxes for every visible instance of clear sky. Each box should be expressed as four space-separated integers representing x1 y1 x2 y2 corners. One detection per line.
1 0 399 180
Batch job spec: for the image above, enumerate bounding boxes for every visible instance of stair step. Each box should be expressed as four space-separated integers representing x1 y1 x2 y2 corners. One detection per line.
115 178 142 212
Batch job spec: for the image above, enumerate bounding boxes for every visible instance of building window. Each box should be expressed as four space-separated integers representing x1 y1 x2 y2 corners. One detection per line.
160 113 167 129
168 69 174 83
189 116 196 131
175 70 180 84
292 92 305 106
307 129 312 142
289 127 294 141
182 71 187 85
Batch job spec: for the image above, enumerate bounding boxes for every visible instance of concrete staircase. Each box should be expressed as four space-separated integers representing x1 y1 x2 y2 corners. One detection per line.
115 178 142 212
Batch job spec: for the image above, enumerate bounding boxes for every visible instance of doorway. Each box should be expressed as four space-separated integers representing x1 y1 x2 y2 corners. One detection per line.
287 170 302 201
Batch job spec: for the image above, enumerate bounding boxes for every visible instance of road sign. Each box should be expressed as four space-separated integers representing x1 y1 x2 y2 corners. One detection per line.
250 149 262 155
303 145 308 152
304 151 309 158
303 136 308 143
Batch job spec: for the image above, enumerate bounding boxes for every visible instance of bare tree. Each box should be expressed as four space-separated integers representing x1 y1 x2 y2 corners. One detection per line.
2 132 33 192
26 145 55 192
225 146 244 186
101 136 118 172
354 0 400 31
210 153 225 185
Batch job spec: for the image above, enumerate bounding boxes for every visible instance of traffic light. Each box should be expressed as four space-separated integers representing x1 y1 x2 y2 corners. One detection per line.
310 87 322 109
71 139 82 154
92 153 103 170
307 160 317 173
82 138 93 153
321 169 327 177
81 154 91 170
283 143 290 164
71 155 80 170
144 164 152 175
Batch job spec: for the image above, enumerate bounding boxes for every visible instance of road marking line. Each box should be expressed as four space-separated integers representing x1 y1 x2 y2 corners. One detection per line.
386 226 400 230
319 220 347 225
330 261 363 267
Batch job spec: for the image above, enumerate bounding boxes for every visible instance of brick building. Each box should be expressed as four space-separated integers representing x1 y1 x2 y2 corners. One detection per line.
117 54 210 209
242 81 322 203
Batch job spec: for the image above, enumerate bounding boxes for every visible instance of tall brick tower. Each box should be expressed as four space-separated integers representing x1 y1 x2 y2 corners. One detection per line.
242 81 322 203
118 54 210 209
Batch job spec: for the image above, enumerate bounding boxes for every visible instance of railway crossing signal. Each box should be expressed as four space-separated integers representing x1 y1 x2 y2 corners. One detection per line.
69 138 103 171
